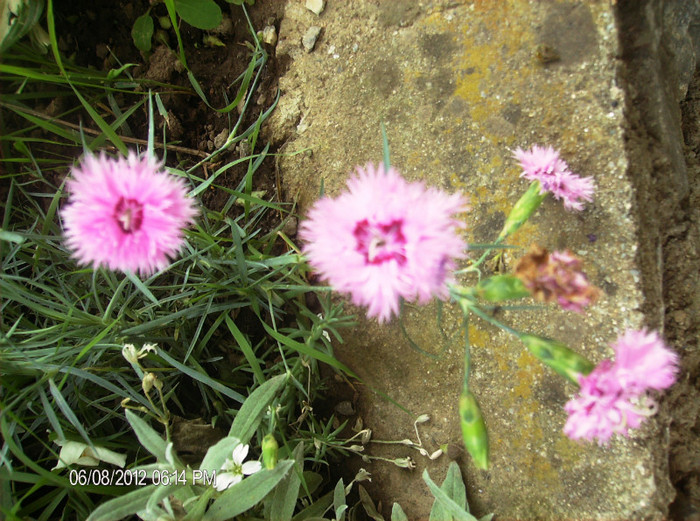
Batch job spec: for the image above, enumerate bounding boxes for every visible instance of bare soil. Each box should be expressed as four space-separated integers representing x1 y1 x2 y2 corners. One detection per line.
6 1 699 519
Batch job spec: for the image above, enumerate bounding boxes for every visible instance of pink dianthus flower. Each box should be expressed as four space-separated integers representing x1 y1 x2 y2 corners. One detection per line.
61 152 199 276
513 145 595 211
300 163 468 322
564 329 678 444
611 329 679 393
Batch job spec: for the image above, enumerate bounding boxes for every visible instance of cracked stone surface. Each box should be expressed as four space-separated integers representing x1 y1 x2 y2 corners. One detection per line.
264 1 695 518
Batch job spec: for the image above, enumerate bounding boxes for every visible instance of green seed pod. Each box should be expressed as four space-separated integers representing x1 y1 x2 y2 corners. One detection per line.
519 333 595 384
261 433 278 470
459 391 489 470
498 181 547 240
476 274 531 302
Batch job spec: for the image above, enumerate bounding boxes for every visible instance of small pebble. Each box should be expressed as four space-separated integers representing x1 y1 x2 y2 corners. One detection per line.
210 15 233 36
305 0 325 15
282 216 298 236
213 129 229 149
302 26 322 52
95 43 109 59
335 401 355 416
261 25 277 46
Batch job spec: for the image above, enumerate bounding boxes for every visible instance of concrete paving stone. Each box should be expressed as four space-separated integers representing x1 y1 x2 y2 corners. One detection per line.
265 1 698 519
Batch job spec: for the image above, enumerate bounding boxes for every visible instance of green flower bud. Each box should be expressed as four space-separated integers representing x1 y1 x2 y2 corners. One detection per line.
459 391 489 470
476 274 530 302
519 333 594 384
158 16 172 30
498 181 547 240
141 372 157 394
261 434 278 470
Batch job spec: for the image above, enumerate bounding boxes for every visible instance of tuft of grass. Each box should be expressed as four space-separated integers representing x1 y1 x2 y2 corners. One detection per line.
0 4 361 519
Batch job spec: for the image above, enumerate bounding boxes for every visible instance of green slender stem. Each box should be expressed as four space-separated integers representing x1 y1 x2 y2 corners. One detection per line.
467 303 521 337
468 235 504 271
462 314 471 393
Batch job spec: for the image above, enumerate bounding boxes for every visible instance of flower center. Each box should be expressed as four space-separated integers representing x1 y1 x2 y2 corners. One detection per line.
114 197 144 233
353 219 407 265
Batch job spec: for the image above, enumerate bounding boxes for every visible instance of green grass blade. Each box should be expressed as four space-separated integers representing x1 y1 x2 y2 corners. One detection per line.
47 379 92 445
225 314 265 385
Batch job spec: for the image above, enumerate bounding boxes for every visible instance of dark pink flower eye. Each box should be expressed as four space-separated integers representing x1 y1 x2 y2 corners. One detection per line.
300 162 468 322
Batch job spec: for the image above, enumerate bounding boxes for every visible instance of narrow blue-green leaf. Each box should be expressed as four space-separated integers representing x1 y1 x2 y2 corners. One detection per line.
0 229 25 243
103 277 128 321
6 106 80 141
228 373 286 443
74 319 118 364
381 121 390 170
48 378 92 446
147 91 155 156
422 469 477 521
156 348 246 404
225 314 265 385
124 410 167 462
261 322 358 377
125 271 159 305
38 386 65 442
203 460 294 521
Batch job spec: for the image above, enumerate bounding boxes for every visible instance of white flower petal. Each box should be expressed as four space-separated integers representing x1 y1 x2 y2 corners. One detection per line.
214 472 242 491
231 443 249 465
241 460 262 475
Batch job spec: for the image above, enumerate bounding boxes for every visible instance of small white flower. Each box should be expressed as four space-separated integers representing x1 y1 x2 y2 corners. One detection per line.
122 343 158 364
214 443 262 491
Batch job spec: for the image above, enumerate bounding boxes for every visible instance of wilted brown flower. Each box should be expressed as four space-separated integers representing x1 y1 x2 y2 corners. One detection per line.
515 245 601 312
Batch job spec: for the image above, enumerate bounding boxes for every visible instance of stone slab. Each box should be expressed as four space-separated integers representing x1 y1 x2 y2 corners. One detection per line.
266 1 678 519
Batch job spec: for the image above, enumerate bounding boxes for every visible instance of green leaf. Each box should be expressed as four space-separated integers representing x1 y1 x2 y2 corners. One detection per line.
173 0 222 30
131 12 154 52
291 489 333 521
381 121 390 170
391 503 409 521
429 462 467 521
359 485 385 521
125 271 159 305
0 0 44 55
155 348 246 404
422 469 477 521
228 373 287 444
48 379 91 446
86 485 159 521
225 314 265 385
203 460 294 521
268 442 303 521
0 229 25 243
125 410 167 462
199 436 240 473
334 478 348 521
